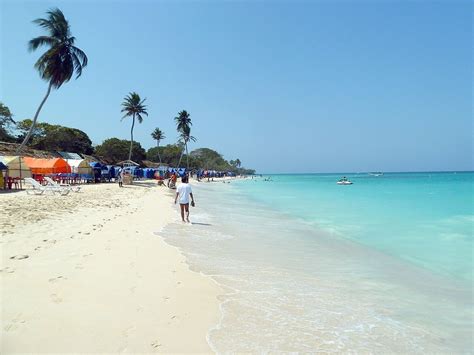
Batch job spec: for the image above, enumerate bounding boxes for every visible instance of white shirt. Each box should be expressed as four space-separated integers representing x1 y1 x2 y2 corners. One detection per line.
177 183 192 204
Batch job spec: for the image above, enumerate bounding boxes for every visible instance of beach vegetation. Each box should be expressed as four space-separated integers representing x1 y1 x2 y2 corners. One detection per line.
17 8 88 153
95 137 146 164
174 110 194 169
121 92 148 162
147 144 182 167
15 119 93 154
146 145 255 174
151 128 165 163
179 127 197 169
0 102 16 142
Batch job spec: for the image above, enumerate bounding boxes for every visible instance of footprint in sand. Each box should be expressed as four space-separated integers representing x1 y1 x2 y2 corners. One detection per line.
50 293 63 303
10 254 29 260
3 314 26 332
151 341 161 349
48 276 66 283
0 267 15 273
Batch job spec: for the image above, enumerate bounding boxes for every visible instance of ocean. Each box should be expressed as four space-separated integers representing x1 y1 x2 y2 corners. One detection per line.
161 172 473 353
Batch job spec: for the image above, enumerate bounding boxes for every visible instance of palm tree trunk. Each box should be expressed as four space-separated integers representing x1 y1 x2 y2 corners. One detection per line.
177 147 184 168
128 114 135 161
157 141 162 164
16 82 52 154
185 141 189 170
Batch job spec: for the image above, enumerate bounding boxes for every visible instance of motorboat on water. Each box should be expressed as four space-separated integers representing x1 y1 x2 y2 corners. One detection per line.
368 172 384 176
337 177 353 185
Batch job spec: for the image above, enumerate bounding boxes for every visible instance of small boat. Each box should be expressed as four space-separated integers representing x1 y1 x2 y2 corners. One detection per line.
337 177 353 185
369 172 384 176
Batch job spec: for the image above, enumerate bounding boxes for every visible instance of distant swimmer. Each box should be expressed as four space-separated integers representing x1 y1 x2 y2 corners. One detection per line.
174 175 195 223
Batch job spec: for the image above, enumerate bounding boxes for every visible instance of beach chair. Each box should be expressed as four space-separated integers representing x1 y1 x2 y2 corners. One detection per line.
24 178 70 196
44 176 81 193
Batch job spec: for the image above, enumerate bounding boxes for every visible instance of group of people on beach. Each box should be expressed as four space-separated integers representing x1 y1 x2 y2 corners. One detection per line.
117 168 195 223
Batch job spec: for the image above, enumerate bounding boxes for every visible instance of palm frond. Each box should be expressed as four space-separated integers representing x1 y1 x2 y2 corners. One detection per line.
28 36 59 51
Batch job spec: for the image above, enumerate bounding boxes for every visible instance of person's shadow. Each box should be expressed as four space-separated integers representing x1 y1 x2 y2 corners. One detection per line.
191 222 212 226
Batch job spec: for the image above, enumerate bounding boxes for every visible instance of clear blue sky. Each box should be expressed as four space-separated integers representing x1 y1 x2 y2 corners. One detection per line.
1 0 472 173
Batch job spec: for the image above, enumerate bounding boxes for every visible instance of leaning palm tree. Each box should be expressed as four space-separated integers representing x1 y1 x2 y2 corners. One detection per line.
17 8 88 153
151 128 165 163
121 92 148 161
174 110 193 168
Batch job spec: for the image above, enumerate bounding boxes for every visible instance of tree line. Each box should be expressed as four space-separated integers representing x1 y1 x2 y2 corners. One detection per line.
0 103 254 174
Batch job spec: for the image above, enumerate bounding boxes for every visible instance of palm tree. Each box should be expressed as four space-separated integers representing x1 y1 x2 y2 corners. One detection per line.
235 158 241 168
121 92 148 161
179 126 197 169
17 8 88 153
174 110 194 169
151 128 165 163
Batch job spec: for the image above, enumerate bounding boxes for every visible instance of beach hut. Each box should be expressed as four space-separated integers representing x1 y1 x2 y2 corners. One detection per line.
107 165 118 179
23 157 71 175
0 156 32 178
88 162 103 182
0 161 7 189
66 159 93 175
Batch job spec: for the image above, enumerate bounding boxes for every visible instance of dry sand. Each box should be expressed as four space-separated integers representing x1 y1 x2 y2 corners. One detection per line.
0 181 221 353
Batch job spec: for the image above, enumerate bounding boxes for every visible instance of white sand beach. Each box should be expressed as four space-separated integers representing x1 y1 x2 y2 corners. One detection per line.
0 181 221 353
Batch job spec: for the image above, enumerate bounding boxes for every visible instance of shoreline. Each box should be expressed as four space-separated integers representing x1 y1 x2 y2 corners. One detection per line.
160 178 473 353
0 181 222 353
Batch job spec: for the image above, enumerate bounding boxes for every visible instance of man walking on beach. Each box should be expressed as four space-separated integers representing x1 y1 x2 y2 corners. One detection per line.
175 176 195 223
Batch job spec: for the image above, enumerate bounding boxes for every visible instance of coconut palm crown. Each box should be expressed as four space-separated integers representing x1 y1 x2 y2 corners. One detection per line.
121 92 148 162
17 8 88 153
151 128 166 146
174 110 192 134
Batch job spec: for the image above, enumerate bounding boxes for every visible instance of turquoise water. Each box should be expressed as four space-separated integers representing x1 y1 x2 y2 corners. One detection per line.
234 172 473 281
161 172 473 352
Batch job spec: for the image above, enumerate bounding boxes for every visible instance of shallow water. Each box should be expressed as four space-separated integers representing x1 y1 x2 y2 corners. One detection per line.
161 172 473 353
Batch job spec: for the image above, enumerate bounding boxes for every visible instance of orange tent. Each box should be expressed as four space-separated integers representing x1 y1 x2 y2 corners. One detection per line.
23 157 71 174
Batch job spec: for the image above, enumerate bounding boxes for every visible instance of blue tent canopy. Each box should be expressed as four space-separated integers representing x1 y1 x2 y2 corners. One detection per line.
0 162 8 170
143 168 155 179
89 162 102 169
134 168 143 178
107 165 117 178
